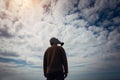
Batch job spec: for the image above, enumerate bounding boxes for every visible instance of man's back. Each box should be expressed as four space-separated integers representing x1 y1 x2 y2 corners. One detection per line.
44 45 68 74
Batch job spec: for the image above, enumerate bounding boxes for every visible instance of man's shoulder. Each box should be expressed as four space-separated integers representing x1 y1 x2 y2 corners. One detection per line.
47 46 64 50
47 46 52 50
57 46 64 50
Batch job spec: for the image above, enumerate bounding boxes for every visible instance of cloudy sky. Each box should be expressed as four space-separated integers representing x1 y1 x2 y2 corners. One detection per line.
0 0 120 80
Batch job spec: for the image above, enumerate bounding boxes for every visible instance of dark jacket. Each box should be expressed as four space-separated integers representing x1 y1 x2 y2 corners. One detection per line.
43 45 68 75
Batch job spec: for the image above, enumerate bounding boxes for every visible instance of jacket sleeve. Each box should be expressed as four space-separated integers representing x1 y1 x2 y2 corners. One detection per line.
43 50 47 75
60 47 68 73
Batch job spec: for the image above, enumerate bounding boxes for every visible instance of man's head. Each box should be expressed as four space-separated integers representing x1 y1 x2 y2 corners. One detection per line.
50 37 64 46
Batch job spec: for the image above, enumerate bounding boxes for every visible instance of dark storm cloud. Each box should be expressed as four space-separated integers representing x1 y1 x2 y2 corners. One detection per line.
0 56 25 64
0 10 23 38
0 51 39 67
0 51 19 57
104 55 120 61
0 28 13 38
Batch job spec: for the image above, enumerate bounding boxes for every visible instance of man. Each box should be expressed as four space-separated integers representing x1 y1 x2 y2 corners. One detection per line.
43 37 68 80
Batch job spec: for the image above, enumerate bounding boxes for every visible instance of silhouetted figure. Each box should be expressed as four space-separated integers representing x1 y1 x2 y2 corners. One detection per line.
43 37 68 80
